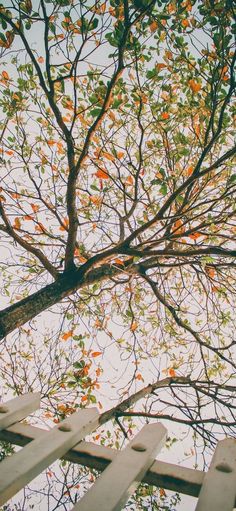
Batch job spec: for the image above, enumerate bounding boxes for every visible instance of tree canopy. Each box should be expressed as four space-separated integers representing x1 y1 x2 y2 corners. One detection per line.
0 0 235 508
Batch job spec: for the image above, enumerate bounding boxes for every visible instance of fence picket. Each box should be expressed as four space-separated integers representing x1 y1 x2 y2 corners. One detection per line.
0 408 99 506
73 422 167 511
0 393 40 431
1 392 235 511
195 438 236 511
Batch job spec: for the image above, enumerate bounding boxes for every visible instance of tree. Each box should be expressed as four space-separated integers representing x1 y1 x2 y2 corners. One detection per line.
0 0 235 507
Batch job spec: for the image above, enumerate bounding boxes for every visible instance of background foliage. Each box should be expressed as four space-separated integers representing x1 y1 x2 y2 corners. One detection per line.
0 0 235 508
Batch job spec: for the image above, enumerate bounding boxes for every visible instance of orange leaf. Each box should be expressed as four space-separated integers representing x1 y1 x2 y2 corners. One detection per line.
61 330 73 341
188 79 201 93
189 232 202 240
150 20 158 32
35 223 45 232
2 71 9 80
130 321 138 332
156 63 166 71
96 367 102 377
30 203 39 213
90 195 102 205
91 351 102 358
24 215 33 221
169 368 176 377
100 1 106 13
161 112 169 120
81 395 88 402
113 258 124 265
78 256 87 263
126 175 133 185
186 165 194 176
206 267 216 278
116 151 124 159
5 150 13 156
95 169 109 179
10 192 21 199
65 99 74 110
173 219 184 234
160 488 166 497
12 93 20 101
59 218 69 231
194 123 200 136
182 19 190 28
37 56 44 63
47 140 56 146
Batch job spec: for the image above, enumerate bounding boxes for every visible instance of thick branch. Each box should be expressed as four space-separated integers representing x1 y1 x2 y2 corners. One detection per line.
99 376 189 425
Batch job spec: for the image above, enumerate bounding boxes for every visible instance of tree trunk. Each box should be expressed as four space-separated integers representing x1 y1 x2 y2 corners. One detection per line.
0 264 120 340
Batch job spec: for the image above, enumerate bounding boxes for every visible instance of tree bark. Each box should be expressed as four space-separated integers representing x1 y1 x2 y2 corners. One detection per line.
0 263 120 340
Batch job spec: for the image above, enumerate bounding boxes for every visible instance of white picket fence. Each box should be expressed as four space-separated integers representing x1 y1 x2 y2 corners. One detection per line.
0 393 235 510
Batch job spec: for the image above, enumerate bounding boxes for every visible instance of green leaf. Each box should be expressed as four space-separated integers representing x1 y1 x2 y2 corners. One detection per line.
90 107 102 117
160 183 167 195
228 174 236 184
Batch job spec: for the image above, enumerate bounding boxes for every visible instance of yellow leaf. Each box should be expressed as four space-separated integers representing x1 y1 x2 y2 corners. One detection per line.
13 217 21 230
108 111 116 121
102 151 115 162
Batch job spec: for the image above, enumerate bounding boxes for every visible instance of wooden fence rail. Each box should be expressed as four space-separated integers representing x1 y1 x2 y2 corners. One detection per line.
0 393 235 510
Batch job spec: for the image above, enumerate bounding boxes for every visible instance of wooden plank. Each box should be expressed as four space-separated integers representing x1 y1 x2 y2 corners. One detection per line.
195 438 236 511
0 393 40 431
73 423 167 511
0 408 99 506
0 422 204 497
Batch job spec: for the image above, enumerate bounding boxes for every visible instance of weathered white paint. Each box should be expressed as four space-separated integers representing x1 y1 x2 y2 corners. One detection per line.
0 393 40 431
0 408 99 506
73 423 167 511
0 421 204 497
195 438 236 511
